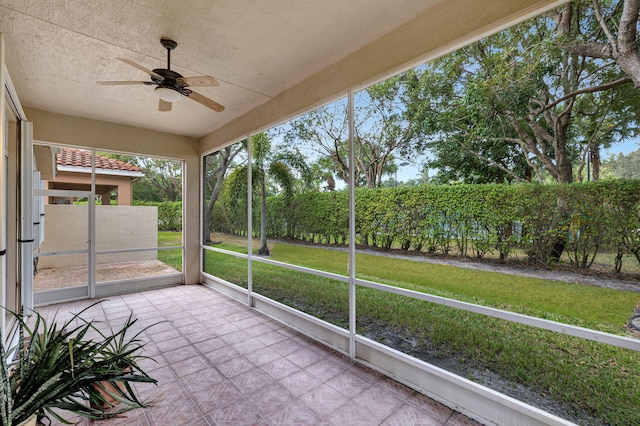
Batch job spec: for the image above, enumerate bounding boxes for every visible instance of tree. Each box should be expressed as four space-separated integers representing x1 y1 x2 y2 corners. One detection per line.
403 2 640 261
202 143 245 243
555 0 640 182
353 79 425 187
227 132 312 255
426 137 533 184
308 157 339 191
405 3 640 184
100 153 183 201
603 148 640 179
286 78 424 188
135 158 183 201
284 102 351 184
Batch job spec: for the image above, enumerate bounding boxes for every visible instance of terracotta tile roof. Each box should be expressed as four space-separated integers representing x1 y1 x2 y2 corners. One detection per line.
56 148 142 173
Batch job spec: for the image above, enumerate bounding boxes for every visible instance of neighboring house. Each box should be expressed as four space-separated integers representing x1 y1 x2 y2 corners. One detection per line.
43 148 144 205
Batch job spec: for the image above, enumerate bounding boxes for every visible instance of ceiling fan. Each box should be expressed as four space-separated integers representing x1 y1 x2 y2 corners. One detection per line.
98 38 224 113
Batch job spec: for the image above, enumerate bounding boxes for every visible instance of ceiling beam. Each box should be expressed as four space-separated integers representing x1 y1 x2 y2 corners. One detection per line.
25 107 198 159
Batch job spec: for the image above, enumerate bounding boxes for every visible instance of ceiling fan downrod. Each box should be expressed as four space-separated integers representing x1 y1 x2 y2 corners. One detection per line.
160 38 177 70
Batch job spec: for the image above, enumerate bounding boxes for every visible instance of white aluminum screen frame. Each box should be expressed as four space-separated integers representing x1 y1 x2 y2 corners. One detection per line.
199 124 637 426
19 121 33 311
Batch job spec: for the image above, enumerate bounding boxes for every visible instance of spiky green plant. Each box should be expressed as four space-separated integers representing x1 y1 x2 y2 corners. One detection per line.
80 312 162 415
0 303 157 425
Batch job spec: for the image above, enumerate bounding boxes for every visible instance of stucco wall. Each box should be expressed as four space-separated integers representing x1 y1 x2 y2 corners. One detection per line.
38 205 158 268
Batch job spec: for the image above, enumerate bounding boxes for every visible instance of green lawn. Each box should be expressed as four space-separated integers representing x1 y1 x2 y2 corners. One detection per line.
157 231 182 271
206 240 638 330
270 243 638 330
203 238 640 425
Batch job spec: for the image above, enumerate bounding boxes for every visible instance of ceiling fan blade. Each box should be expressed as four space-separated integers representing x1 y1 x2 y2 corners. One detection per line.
179 76 219 87
186 91 225 112
116 58 164 80
158 99 172 112
97 81 154 85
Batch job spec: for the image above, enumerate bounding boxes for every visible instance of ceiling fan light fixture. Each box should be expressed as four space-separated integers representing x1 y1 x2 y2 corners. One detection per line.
155 86 182 103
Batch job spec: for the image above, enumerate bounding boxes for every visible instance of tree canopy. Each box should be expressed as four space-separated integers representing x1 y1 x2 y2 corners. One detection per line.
404 0 640 184
278 2 640 186
285 78 424 188
100 153 183 202
603 147 640 178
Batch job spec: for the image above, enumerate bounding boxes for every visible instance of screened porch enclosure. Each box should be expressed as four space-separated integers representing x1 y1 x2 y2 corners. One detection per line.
5 0 636 425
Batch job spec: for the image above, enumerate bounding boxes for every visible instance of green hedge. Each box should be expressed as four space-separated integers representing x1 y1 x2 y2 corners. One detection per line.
214 180 640 269
133 201 182 231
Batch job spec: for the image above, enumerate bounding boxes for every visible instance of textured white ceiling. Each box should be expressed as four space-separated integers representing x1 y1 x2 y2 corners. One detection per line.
0 0 437 138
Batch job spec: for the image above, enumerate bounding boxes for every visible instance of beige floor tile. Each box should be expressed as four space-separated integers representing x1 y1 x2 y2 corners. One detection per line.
38 285 480 426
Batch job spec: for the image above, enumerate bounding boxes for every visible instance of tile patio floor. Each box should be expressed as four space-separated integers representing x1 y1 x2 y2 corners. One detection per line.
36 285 480 425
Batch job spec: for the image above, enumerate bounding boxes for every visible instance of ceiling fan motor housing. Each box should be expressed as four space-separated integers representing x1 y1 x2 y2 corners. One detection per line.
152 69 192 95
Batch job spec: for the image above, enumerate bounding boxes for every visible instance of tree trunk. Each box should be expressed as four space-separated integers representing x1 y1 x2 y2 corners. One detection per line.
203 209 212 244
589 143 601 181
617 0 640 88
614 249 623 273
203 170 226 243
203 147 238 243
258 175 270 256
549 195 571 263
555 113 574 184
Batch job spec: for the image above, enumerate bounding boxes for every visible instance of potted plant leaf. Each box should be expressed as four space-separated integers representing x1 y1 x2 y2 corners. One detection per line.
82 312 161 416
0 303 157 425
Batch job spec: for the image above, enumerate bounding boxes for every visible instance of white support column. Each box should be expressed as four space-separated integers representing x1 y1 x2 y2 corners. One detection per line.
0 36 6 334
247 134 253 307
32 171 41 248
348 91 357 359
18 121 33 311
88 150 96 298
